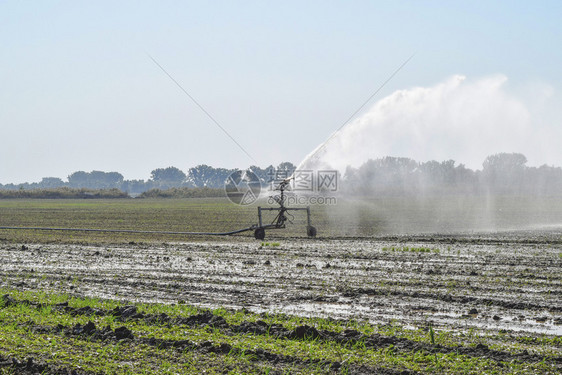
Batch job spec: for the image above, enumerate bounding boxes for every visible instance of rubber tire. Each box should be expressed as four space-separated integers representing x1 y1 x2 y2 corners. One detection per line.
254 227 266 240
307 226 317 238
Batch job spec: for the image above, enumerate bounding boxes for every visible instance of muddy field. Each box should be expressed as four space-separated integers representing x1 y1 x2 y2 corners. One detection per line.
2 231 560 338
1 198 561 373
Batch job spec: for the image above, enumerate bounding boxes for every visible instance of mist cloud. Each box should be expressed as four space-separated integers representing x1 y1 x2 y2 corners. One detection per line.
302 75 559 172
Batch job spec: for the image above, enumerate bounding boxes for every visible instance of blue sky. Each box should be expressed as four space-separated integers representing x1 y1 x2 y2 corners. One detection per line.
1 1 561 183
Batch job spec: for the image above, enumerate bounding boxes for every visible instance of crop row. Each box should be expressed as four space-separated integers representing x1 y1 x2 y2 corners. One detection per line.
0 289 560 374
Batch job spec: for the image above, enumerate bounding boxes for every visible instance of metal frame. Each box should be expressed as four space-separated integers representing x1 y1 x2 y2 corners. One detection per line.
257 206 312 230
252 179 316 239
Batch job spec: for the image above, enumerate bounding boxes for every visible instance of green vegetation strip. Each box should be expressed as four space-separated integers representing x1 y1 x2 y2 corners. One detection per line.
0 198 263 243
0 289 559 374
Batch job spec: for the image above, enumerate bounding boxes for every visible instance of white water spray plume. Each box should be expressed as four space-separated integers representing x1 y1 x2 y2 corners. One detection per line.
299 74 560 173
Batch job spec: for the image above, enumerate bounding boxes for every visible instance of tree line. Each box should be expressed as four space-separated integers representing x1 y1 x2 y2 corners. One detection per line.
1 153 561 197
344 153 562 196
0 163 297 196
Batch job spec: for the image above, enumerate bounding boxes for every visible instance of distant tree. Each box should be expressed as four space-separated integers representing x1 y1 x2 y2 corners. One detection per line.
418 160 457 186
150 167 186 184
276 162 296 176
364 157 417 187
483 153 527 172
186 165 237 188
89 171 124 189
342 157 483 195
339 157 416 195
453 163 478 192
206 167 236 188
247 165 271 185
482 153 527 192
67 171 123 189
532 165 562 195
39 177 65 188
68 171 90 188
186 165 213 187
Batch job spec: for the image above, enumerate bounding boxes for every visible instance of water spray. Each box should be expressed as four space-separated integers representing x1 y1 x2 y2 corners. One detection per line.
297 53 415 171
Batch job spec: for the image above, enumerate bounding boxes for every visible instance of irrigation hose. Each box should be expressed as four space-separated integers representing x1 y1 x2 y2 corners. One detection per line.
0 226 256 236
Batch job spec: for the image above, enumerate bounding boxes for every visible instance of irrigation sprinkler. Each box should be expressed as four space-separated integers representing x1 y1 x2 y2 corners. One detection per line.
253 178 316 240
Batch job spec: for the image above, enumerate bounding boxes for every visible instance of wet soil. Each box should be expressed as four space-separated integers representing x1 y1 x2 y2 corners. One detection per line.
1 230 560 338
